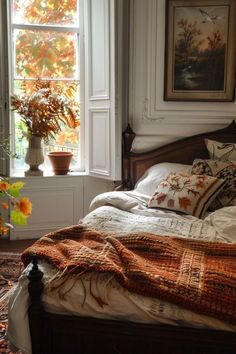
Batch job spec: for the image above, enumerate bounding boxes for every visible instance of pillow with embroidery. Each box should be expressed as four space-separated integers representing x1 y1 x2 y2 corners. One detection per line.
192 159 236 209
147 173 225 218
205 139 236 161
134 162 192 196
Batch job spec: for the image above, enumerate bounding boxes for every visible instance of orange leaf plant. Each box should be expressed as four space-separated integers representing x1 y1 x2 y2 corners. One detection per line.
0 177 32 237
11 79 80 143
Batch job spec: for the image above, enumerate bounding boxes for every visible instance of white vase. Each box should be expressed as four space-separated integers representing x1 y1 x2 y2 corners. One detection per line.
25 135 44 176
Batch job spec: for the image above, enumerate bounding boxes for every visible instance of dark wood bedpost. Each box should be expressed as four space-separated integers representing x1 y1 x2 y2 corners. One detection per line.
27 255 44 354
122 124 136 190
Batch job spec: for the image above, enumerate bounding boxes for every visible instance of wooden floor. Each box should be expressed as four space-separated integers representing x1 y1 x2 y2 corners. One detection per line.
0 239 35 253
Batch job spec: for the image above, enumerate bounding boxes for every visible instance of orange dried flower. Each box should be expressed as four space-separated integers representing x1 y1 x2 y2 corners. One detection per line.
0 225 9 235
0 181 10 191
16 197 32 216
1 202 9 210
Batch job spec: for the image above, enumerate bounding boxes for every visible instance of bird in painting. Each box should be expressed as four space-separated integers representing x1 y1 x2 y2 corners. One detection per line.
199 9 221 24
182 64 193 73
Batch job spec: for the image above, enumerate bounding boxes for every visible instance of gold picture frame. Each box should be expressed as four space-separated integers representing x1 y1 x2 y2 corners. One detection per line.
164 0 236 101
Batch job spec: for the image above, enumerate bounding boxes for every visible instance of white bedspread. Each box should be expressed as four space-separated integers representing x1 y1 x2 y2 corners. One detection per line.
7 191 236 354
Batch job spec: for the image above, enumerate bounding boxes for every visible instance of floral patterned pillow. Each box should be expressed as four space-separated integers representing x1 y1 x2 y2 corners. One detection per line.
205 139 236 161
192 159 236 209
147 173 225 218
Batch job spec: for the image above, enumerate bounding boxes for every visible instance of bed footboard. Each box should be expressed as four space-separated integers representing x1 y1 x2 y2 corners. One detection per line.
27 257 236 354
27 256 44 354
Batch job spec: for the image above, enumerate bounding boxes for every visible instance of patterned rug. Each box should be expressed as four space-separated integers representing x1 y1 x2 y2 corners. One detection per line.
0 252 23 354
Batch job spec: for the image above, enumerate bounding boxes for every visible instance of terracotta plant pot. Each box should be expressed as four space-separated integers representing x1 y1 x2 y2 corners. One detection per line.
47 151 73 175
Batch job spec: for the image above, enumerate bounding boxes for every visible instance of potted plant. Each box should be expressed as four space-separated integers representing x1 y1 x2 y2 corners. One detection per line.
11 79 80 175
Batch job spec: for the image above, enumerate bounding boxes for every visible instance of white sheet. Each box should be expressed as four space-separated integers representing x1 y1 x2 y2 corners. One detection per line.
7 190 236 354
88 191 236 243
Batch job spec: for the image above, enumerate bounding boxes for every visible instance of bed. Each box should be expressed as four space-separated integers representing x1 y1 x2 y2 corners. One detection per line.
7 120 236 354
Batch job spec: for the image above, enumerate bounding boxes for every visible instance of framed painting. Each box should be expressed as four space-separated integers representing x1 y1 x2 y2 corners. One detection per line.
164 0 236 101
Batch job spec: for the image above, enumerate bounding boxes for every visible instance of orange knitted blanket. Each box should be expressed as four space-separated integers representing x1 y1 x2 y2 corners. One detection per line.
22 224 236 324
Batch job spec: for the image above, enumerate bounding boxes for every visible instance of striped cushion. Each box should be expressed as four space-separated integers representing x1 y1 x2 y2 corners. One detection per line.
192 159 236 209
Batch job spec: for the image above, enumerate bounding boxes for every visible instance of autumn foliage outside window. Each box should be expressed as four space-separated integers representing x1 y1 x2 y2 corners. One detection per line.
11 0 81 170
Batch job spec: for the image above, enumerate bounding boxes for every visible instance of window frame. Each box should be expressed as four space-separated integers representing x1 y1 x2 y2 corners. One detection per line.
7 0 85 175
0 1 10 176
1 0 122 181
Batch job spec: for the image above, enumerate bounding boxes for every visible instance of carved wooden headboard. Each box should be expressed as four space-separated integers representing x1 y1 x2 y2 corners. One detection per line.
122 121 236 190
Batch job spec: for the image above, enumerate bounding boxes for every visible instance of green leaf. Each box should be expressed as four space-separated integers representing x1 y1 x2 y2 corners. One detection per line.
9 182 25 198
10 210 27 225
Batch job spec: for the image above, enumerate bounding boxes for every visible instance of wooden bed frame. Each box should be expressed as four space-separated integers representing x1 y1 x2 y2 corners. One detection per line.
28 121 236 354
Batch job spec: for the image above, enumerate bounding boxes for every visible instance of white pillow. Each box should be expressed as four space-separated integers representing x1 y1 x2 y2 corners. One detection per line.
134 162 192 196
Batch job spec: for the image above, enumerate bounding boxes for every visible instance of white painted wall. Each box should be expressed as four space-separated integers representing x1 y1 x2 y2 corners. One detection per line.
10 175 113 240
129 0 236 152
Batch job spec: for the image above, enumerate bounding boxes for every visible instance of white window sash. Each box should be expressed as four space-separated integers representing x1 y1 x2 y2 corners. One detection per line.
7 0 83 174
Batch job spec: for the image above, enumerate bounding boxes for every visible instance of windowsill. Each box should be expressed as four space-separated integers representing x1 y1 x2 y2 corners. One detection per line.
11 170 87 178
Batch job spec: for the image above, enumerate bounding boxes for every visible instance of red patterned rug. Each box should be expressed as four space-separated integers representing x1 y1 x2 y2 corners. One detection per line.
0 252 23 354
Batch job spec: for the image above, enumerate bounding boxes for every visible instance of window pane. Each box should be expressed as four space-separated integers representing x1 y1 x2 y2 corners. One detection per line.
13 0 79 26
14 29 79 79
13 79 80 170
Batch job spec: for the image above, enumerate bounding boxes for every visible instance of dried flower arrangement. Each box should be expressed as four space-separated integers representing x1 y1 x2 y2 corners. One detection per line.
11 79 80 143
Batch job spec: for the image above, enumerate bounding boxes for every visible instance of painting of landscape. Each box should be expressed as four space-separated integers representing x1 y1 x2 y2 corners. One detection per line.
174 5 228 91
164 0 236 101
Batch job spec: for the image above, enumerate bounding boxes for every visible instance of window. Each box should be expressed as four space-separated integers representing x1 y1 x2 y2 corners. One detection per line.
0 0 121 181
9 0 82 172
